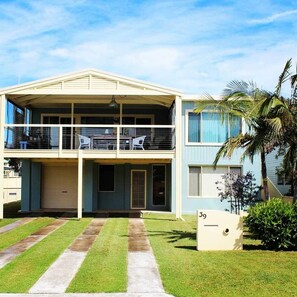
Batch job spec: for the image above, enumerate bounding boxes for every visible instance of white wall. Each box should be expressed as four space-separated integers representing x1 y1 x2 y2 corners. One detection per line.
266 150 291 196
3 176 21 204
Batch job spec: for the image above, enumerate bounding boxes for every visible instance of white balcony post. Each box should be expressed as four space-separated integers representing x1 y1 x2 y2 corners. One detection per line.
77 150 83 219
116 125 120 157
175 96 182 219
59 125 63 156
71 103 74 149
0 95 6 219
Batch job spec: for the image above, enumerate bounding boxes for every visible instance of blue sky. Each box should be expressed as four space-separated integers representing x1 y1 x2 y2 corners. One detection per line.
0 0 296 95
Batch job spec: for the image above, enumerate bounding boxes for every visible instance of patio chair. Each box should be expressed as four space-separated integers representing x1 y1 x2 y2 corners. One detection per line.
132 136 146 150
78 134 91 149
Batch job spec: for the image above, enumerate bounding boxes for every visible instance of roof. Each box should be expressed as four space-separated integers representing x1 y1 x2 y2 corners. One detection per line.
1 69 182 108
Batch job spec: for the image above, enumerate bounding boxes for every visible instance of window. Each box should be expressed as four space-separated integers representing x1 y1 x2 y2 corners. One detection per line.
188 166 241 197
152 165 166 206
187 111 242 143
99 165 114 191
277 173 292 186
189 167 201 196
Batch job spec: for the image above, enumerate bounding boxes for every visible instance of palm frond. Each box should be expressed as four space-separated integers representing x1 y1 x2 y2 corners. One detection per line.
213 133 253 166
275 59 292 96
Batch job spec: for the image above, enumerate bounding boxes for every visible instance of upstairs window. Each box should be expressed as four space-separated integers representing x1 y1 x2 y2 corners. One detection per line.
187 111 242 144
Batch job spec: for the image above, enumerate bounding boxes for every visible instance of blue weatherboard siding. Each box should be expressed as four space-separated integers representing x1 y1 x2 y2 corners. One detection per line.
97 164 126 210
96 163 171 211
23 160 172 213
181 101 261 213
31 106 170 125
31 162 41 210
83 160 94 212
171 159 176 213
21 159 31 212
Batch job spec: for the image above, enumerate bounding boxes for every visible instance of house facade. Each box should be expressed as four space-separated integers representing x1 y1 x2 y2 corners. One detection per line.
0 70 261 219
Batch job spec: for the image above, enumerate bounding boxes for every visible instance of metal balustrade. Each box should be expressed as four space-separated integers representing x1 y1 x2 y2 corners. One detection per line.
4 124 175 151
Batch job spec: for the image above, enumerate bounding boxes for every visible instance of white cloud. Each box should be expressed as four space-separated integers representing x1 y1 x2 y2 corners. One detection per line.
0 0 296 96
250 9 297 25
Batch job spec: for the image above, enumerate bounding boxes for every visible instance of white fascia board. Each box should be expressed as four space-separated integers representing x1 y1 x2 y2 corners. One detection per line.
1 69 183 97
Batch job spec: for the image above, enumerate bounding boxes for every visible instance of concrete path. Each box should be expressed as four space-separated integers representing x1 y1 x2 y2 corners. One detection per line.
0 218 175 297
0 219 66 269
127 219 165 294
29 219 106 294
0 218 36 234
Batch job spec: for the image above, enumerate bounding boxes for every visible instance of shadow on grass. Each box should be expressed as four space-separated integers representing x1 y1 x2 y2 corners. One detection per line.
243 244 266 251
4 201 22 218
3 202 76 219
143 217 177 222
147 229 196 251
147 229 268 251
175 245 197 251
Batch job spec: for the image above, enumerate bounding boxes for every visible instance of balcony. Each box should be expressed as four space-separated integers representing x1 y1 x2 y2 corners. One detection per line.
4 124 175 158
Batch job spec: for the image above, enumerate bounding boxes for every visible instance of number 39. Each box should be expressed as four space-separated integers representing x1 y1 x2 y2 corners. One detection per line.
199 212 207 219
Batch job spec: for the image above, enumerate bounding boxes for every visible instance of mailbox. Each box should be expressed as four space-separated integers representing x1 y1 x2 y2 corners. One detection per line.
197 210 243 251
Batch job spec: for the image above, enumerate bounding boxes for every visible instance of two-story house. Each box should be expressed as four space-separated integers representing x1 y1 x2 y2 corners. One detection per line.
0 69 261 219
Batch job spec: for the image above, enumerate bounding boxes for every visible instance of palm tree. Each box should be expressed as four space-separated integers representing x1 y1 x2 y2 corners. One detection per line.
194 83 274 201
259 59 297 202
194 59 296 201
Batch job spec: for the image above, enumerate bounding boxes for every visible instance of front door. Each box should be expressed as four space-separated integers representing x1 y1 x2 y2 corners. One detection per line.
131 170 146 209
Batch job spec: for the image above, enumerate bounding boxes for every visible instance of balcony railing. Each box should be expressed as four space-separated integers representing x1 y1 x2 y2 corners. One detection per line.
4 124 175 151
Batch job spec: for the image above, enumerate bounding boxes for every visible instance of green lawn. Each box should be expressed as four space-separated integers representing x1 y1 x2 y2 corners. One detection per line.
0 218 19 228
67 218 128 293
144 214 297 297
0 217 54 251
0 201 22 228
0 218 91 293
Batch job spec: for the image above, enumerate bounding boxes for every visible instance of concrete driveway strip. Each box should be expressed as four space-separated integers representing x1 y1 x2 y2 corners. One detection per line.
128 219 164 294
0 219 66 269
0 218 36 234
29 218 106 294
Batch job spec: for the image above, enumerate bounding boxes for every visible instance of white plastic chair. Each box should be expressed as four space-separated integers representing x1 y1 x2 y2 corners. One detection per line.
132 136 146 150
78 134 91 149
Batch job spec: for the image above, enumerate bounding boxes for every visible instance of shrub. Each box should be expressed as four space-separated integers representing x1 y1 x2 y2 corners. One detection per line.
245 198 297 250
216 171 262 214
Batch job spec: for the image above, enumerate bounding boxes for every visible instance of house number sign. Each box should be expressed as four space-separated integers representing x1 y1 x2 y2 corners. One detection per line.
199 212 207 219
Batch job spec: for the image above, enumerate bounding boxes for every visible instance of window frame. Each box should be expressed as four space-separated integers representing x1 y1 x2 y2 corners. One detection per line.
185 109 244 146
188 165 242 198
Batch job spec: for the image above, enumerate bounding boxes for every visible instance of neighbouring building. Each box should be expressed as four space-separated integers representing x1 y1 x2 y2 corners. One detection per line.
0 69 261 219
3 159 21 204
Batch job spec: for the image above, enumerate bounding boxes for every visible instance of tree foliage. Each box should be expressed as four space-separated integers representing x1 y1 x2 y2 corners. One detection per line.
246 198 297 250
195 58 297 202
216 171 261 214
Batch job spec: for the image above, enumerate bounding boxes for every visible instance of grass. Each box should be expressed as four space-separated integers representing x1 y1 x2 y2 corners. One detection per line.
3 201 22 218
0 217 54 251
0 201 23 228
144 214 297 297
0 218 19 228
0 218 91 293
67 218 128 293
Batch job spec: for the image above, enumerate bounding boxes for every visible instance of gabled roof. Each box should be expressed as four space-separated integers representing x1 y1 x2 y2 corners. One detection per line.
1 69 182 108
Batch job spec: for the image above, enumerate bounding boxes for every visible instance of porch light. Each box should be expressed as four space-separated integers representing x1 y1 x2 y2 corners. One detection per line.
108 95 119 108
